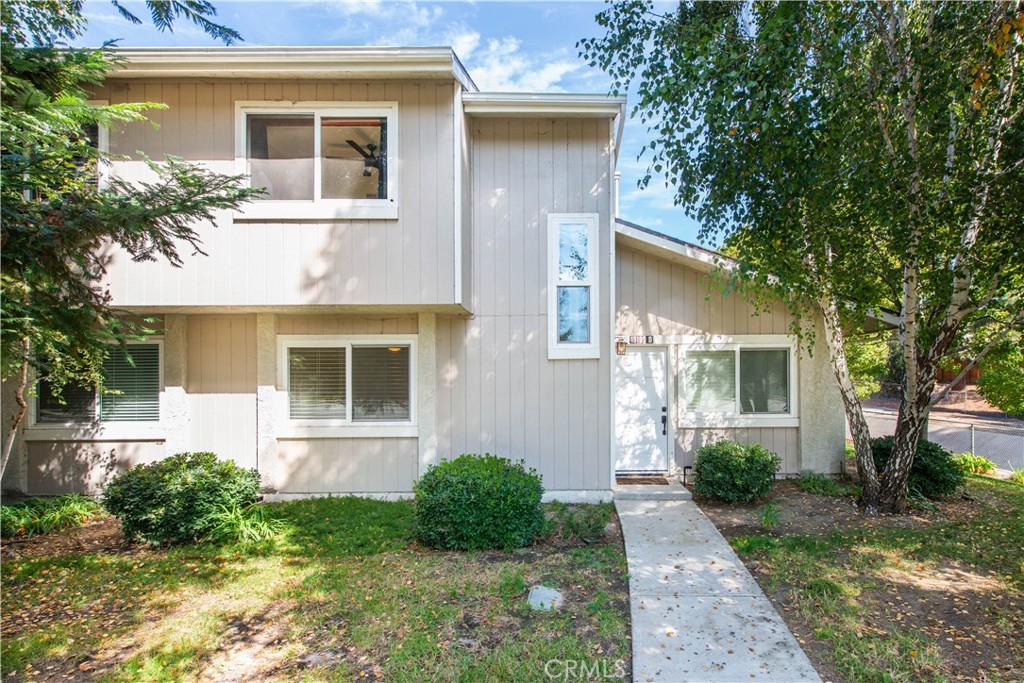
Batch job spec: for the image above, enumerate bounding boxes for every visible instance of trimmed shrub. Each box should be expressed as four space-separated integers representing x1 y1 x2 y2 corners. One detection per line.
870 437 964 499
414 454 545 550
0 494 104 539
952 452 996 476
693 440 780 503
103 452 260 544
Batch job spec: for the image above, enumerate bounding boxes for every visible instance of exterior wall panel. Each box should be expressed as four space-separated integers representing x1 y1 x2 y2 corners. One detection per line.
435 118 613 493
91 79 459 308
26 441 165 495
271 438 418 494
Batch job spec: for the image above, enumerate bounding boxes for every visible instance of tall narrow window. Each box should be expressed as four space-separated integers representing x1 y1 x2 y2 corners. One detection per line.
548 214 600 359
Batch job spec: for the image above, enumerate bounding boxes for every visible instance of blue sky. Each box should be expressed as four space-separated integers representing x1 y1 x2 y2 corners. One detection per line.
76 0 704 244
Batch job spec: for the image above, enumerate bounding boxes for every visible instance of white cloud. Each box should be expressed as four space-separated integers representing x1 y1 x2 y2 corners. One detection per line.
465 37 580 92
446 28 480 60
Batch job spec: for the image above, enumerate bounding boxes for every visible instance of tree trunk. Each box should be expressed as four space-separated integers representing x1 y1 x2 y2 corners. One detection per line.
1 346 30 482
878 364 936 513
818 296 880 512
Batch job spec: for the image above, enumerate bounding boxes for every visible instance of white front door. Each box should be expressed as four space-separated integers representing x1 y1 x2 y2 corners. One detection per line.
615 348 670 473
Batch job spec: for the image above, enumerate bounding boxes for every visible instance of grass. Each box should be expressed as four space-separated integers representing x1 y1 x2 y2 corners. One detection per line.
1 497 629 682
731 476 1024 682
796 473 861 498
0 494 105 538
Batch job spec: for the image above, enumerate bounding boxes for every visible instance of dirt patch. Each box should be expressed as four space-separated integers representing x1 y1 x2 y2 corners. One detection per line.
694 481 993 539
616 476 671 485
0 517 133 562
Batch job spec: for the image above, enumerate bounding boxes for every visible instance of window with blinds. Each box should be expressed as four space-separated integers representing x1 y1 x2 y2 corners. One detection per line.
284 341 412 423
288 347 347 419
683 350 737 414
352 346 410 421
36 343 161 424
740 349 790 414
99 344 160 421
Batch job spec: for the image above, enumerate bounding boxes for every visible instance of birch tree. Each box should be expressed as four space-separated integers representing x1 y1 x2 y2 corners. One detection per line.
581 0 1023 512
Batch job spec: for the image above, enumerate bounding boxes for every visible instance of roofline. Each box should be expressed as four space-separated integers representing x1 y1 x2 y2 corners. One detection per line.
108 46 479 91
615 218 901 327
462 92 626 118
615 218 732 273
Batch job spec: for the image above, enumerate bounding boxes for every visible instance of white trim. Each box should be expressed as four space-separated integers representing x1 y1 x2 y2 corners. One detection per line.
674 336 800 429
541 490 614 504
453 84 464 306
87 100 110 190
110 46 478 91
463 93 626 118
276 334 417 436
233 101 398 221
615 220 731 274
25 340 165 439
607 118 619 490
548 213 601 360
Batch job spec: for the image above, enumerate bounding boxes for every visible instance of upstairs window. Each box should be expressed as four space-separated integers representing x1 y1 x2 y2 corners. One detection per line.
235 102 397 220
36 344 161 424
548 214 600 359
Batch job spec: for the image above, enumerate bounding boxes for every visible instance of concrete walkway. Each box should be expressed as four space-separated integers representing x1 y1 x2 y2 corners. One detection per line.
614 485 821 683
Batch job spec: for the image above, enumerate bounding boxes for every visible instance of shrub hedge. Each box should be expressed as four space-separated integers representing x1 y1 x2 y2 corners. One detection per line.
414 454 545 550
103 452 260 544
870 436 964 499
693 440 780 503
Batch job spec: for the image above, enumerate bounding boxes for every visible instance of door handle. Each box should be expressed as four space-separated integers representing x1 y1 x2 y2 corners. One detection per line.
661 413 667 435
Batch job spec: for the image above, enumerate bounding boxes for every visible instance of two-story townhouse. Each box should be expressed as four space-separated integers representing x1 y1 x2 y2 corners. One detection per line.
1 47 846 499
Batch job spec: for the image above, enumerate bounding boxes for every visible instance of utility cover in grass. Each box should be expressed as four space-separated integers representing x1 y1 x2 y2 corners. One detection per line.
528 585 564 611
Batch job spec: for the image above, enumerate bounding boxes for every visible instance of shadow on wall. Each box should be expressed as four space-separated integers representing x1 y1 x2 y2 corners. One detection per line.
27 440 165 495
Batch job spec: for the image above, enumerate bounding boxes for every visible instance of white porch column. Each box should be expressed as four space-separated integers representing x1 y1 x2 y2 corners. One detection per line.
417 312 438 477
255 313 279 490
162 314 190 455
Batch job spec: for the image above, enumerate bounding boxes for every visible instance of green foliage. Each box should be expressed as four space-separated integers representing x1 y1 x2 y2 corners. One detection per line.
760 501 780 528
1008 470 1024 486
207 503 288 545
693 440 780 503
0 493 104 538
102 452 260 544
845 337 889 400
871 437 965 499
797 473 859 498
546 501 614 542
977 340 1024 418
0 0 257 478
952 452 996 476
581 1 1024 512
413 454 545 550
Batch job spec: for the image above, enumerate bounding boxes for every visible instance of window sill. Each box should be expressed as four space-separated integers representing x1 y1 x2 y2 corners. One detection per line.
234 200 398 221
24 424 166 442
679 415 799 429
548 344 600 360
276 424 417 439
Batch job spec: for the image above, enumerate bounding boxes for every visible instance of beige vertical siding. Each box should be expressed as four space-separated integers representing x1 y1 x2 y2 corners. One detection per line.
435 118 614 492
271 438 418 493
91 79 459 307
186 315 258 468
616 244 803 472
26 441 165 495
615 245 795 336
277 315 417 335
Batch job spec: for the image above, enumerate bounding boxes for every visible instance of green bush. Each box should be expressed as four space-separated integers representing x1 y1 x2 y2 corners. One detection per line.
870 437 964 499
414 454 545 550
0 494 104 538
693 440 780 503
1008 469 1024 485
952 452 996 475
103 452 260 544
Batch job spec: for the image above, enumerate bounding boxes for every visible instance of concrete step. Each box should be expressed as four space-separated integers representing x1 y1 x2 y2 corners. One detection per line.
613 484 692 500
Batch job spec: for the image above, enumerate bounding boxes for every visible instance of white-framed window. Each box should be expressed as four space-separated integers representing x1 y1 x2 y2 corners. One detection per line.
547 213 600 359
677 336 798 427
234 101 398 220
277 335 415 433
34 343 162 426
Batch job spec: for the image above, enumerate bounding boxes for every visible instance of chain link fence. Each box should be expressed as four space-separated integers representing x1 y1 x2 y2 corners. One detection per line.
863 410 1024 471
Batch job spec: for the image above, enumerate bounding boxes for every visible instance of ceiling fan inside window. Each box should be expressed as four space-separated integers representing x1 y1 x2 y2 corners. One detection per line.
326 140 380 176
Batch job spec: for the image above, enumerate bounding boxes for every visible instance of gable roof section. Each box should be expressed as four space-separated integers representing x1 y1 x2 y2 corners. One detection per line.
109 46 478 91
615 218 731 274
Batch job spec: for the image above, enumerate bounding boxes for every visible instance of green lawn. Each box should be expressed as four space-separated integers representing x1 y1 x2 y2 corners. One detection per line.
1 498 630 683
730 477 1024 683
